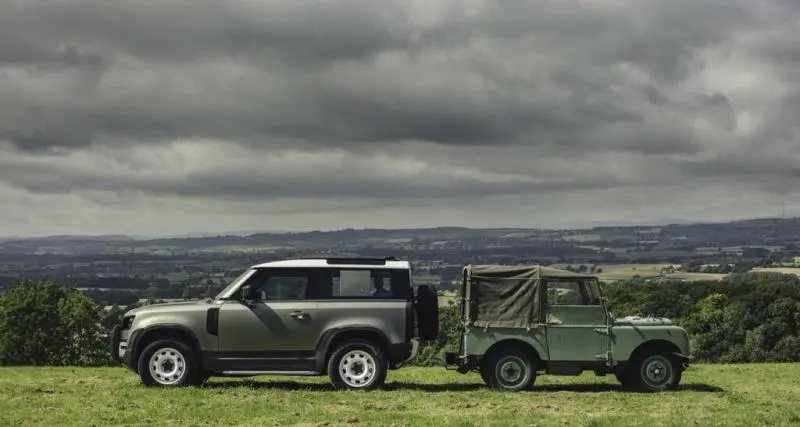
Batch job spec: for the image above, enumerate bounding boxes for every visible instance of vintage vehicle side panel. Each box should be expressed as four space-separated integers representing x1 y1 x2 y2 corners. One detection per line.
463 327 550 361
544 305 610 362
610 325 691 362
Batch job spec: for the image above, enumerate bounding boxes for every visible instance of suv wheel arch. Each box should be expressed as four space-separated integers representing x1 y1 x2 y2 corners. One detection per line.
315 327 390 372
130 325 204 372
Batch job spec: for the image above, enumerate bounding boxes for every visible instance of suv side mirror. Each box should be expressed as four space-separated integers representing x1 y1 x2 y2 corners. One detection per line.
240 284 254 300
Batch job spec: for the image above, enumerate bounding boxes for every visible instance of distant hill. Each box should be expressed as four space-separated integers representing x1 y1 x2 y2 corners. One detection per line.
13 235 136 242
2 216 799 255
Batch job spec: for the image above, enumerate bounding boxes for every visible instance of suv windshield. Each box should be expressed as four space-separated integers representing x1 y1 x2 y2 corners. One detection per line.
213 268 252 300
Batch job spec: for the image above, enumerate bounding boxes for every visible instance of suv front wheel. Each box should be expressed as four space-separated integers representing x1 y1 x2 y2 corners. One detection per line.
327 340 388 390
137 338 202 387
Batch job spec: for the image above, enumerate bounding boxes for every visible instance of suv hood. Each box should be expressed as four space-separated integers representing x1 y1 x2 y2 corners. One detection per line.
125 300 210 316
613 315 673 326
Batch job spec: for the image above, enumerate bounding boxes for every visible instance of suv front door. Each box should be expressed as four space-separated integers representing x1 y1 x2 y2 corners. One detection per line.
216 268 321 371
543 278 610 364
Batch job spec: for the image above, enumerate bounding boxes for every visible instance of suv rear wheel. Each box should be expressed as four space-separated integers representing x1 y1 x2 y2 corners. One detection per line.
327 340 388 390
137 338 202 387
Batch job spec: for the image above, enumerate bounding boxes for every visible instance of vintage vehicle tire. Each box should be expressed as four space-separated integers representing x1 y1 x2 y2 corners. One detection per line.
480 367 492 386
137 338 203 387
615 369 632 388
415 285 439 341
628 351 682 392
484 350 536 392
327 340 388 391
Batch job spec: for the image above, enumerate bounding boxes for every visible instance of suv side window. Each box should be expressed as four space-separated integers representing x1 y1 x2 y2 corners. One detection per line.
546 279 599 305
313 268 412 299
242 268 310 301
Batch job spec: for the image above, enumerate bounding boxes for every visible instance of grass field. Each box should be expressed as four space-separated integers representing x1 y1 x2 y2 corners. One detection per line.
1 364 798 426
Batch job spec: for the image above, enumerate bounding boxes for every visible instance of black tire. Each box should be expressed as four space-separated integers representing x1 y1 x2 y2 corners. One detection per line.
483 349 536 392
480 367 492 386
615 369 631 388
136 338 203 387
327 340 388 391
415 285 439 341
628 351 682 392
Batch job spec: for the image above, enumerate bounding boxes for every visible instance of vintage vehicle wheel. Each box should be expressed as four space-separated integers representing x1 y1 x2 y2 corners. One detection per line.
415 285 439 341
327 340 388 390
480 366 493 386
485 351 535 392
137 338 202 387
630 352 682 392
615 369 632 388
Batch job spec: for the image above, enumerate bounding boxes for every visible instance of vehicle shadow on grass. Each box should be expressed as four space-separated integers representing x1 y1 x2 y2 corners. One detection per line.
529 383 724 393
202 380 723 393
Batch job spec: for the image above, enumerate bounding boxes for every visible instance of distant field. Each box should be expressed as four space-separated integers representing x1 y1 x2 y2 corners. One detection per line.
413 274 441 284
596 264 728 282
438 295 457 307
750 267 800 276
666 272 731 281
1 364 798 426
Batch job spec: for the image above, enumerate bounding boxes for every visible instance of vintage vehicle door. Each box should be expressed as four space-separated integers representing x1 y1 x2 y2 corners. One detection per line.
543 277 611 363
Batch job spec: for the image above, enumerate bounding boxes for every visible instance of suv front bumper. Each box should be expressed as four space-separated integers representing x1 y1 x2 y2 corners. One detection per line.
108 325 136 372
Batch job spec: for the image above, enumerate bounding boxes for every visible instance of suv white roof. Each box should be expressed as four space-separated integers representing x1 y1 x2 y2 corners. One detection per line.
252 258 411 270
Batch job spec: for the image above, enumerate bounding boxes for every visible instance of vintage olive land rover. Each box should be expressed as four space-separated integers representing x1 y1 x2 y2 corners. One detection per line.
444 264 692 392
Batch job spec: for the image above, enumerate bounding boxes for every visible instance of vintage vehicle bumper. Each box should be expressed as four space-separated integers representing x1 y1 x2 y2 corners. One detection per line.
674 352 692 368
444 351 460 366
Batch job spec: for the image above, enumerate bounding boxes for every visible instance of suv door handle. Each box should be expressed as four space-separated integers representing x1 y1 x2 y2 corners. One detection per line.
290 310 307 319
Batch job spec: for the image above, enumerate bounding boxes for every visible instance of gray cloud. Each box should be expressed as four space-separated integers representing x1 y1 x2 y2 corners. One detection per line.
0 0 799 235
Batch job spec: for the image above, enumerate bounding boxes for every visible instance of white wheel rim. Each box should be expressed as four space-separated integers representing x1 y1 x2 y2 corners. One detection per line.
338 349 376 388
149 347 187 385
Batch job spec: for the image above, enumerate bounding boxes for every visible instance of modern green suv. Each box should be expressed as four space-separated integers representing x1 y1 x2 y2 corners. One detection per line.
444 264 692 392
109 257 439 390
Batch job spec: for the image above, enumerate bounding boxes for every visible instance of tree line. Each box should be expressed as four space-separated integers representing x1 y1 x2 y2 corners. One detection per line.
2 272 799 366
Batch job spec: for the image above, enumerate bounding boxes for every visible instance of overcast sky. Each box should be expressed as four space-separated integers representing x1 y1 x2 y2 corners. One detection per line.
1 0 799 237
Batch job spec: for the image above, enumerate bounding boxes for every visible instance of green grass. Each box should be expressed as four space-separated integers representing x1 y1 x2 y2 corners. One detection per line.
1 364 799 426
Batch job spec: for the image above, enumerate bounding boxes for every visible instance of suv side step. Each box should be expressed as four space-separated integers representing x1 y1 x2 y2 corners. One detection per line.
218 370 322 377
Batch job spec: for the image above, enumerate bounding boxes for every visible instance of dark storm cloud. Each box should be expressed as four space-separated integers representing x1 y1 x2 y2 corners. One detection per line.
0 0 412 64
0 146 639 201
0 0 799 221
0 0 771 157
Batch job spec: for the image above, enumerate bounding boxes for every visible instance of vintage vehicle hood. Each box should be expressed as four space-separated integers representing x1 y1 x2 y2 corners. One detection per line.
613 315 674 326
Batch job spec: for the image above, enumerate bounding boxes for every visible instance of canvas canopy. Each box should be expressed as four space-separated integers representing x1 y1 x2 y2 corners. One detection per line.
461 264 595 328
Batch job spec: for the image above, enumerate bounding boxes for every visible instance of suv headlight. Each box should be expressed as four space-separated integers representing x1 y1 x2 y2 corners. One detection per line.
121 315 135 330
